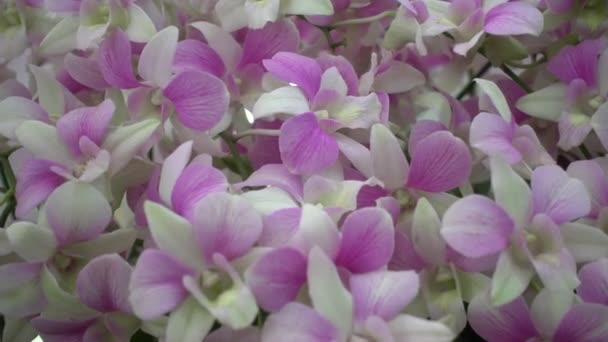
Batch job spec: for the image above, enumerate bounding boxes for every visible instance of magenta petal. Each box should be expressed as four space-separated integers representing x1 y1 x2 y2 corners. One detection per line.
0 262 46 318
279 113 339 174
407 120 447 157
335 207 395 273
97 30 140 89
317 53 359 96
389 230 428 272
77 254 132 313
469 113 522 164
259 207 302 246
547 39 602 88
163 70 229 131
240 20 300 67
64 53 109 90
174 39 226 77
531 165 591 224
14 157 65 218
468 295 538 342
31 318 92 342
441 195 514 258
193 192 263 261
129 249 193 319
350 270 419 322
263 52 322 100
577 259 608 305
56 99 114 157
171 162 228 220
546 0 575 13
484 1 543 36
553 303 608 342
262 302 339 342
406 131 472 192
246 247 307 312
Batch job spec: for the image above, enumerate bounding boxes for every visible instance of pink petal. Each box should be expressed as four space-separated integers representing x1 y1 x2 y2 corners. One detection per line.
441 195 514 258
469 112 522 164
567 160 608 218
406 131 472 192
137 26 178 87
407 120 448 157
484 1 544 36
97 30 140 89
350 270 419 322
76 254 132 313
56 99 114 157
205 327 260 342
262 302 339 342
259 207 301 247
547 39 602 88
192 193 263 261
31 318 91 342
468 294 538 342
235 164 303 202
246 247 307 312
335 207 395 273
389 230 428 272
0 79 32 100
14 157 65 219
0 262 46 318
64 53 109 90
317 53 359 96
546 0 575 13
577 259 608 305
129 249 193 320
163 70 229 131
279 113 339 174
240 20 300 67
174 39 226 77
531 165 591 224
263 52 322 100
171 162 228 221
553 303 608 342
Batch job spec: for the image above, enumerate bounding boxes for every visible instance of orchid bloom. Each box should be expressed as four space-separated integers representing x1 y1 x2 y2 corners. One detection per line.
517 39 608 151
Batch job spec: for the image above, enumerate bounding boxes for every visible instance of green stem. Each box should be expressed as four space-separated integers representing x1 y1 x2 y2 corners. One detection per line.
235 129 281 141
456 61 492 100
220 132 252 179
500 65 533 93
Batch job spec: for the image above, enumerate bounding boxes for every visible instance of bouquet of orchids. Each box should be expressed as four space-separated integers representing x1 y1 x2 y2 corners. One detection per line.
2 0 608 340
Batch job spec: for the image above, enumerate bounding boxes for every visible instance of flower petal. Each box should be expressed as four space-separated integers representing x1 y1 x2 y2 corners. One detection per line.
470 112 521 164
171 162 228 221
45 181 112 245
56 99 114 157
138 26 178 87
97 30 140 89
174 39 226 77
252 86 310 120
64 53 109 90
516 84 566 122
14 157 65 219
245 247 307 312
553 303 608 342
411 198 446 266
263 52 322 100
350 270 419 322
15 120 73 164
193 193 263 261
0 262 45 318
240 20 300 66
163 70 229 131
577 258 608 305
531 165 591 224
547 39 602 88
6 222 57 262
0 97 48 140
76 254 132 313
441 195 514 258
490 157 531 228
159 141 193 205
262 302 339 342
287 204 340 258
484 1 543 36
279 113 339 174
235 164 303 201
166 298 214 342
468 294 537 342
335 207 395 273
370 123 408 190
407 131 472 192
129 249 193 320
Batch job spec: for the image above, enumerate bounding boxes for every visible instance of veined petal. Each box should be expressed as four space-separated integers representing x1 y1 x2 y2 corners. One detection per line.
171 162 228 221
129 249 193 320
240 20 300 66
470 112 521 163
76 254 132 313
0 262 45 318
159 141 193 205
560 223 608 263
490 157 531 228
189 21 243 71
164 71 229 131
553 304 608 342
577 258 608 305
484 1 543 36
235 164 303 201
335 207 395 273
174 39 226 77
64 53 109 90
407 131 472 192
491 248 534 306
468 294 537 342
442 195 514 258
124 3 157 42
547 39 602 88
98 29 140 89
56 99 114 157
326 93 382 129
263 52 322 100
279 113 339 175
475 79 512 122
252 86 310 120
350 270 419 322
138 26 178 87
245 247 307 312
103 118 161 175
373 62 425 94
14 157 65 219
45 181 112 246
530 288 575 338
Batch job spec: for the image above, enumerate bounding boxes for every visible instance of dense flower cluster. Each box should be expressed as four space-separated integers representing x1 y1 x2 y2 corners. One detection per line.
1 0 608 341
